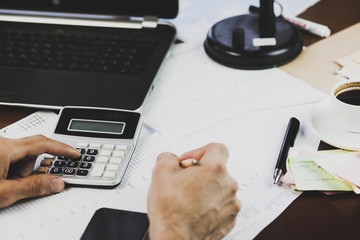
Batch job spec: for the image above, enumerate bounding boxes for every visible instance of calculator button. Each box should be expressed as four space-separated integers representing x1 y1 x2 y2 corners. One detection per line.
54 161 66 167
41 159 53 167
80 162 92 169
87 149 98 155
77 169 89 176
91 164 105 177
67 161 79 168
107 164 119 171
103 144 115 150
77 142 89 148
58 156 69 160
109 157 122 164
76 148 86 154
103 171 116 178
99 149 112 156
71 156 83 161
36 167 48 174
97 156 109 163
63 168 75 175
83 156 95 162
113 151 125 158
115 145 128 151
89 143 101 149
50 167 62 175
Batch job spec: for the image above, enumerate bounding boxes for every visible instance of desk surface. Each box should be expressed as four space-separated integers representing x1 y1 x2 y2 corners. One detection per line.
0 1 360 239
256 0 360 239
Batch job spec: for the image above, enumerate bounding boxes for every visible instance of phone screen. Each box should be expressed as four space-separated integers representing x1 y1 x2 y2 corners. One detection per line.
81 208 149 240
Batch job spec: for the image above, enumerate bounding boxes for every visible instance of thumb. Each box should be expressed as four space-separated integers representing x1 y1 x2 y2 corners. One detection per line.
2 175 64 207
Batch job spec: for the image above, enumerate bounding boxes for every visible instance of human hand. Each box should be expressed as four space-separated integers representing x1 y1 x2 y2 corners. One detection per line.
147 143 241 240
0 135 80 208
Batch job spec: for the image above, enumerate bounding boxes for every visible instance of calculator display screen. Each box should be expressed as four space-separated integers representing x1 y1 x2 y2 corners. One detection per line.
68 119 125 135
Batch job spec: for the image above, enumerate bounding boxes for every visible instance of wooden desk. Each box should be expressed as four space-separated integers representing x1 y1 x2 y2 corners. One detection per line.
299 0 360 47
256 0 360 239
0 1 359 239
0 106 36 129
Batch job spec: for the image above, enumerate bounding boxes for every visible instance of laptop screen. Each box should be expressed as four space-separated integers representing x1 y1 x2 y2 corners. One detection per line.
0 0 178 19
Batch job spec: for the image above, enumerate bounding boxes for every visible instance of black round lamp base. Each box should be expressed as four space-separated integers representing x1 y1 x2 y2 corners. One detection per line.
204 14 303 70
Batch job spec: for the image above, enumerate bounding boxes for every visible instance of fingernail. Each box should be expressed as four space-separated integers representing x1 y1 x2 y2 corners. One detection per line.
51 178 64 193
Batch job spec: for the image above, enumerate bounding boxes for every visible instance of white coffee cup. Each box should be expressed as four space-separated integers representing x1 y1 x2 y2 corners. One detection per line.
330 81 360 132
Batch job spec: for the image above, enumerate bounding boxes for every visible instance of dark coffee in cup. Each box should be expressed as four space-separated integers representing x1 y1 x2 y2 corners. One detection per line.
331 81 360 132
336 89 360 106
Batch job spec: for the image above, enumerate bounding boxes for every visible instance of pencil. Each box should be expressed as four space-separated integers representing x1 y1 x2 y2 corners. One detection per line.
179 159 199 168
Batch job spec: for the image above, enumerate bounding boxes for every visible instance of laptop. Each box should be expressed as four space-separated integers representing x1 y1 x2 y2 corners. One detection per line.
0 0 177 110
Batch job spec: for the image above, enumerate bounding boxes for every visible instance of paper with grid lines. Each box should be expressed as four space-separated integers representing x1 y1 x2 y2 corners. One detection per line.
0 107 305 240
0 111 58 139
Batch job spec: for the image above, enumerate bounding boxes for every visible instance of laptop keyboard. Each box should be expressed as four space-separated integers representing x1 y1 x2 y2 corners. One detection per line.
0 29 157 74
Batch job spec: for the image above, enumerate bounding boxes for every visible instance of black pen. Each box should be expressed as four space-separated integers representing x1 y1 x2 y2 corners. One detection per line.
273 117 300 184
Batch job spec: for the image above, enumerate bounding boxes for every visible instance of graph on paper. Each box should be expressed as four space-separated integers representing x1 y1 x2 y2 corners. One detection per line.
0 111 58 139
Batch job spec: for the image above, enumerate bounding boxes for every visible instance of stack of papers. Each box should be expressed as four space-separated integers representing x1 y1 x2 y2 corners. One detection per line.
335 50 360 81
285 150 360 193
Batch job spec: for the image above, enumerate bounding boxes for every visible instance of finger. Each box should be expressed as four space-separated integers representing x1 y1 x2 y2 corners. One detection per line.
0 162 10 180
153 152 180 175
8 157 37 179
0 175 64 208
180 143 229 165
218 189 241 225
201 143 229 165
209 197 241 239
0 137 14 179
179 145 208 161
211 212 238 239
10 135 80 164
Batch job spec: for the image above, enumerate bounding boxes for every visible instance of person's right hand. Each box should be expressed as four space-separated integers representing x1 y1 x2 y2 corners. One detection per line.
0 135 80 208
147 143 241 240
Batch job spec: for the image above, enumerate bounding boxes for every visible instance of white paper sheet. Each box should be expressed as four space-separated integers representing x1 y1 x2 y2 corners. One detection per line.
152 103 321 239
0 102 318 240
0 111 58 138
141 47 327 140
159 103 322 239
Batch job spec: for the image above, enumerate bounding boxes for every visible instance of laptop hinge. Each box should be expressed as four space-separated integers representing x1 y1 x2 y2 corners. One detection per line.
142 16 158 28
0 11 159 30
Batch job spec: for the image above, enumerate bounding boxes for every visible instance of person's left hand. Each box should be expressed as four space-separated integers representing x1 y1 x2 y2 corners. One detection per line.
0 135 80 208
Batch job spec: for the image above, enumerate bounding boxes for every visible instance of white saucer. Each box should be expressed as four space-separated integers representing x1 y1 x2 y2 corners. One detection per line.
307 100 360 150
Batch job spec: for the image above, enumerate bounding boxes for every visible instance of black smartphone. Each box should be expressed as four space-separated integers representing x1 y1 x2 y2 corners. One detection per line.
81 208 149 240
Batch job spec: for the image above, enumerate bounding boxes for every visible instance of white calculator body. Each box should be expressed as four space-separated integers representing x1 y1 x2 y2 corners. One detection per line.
35 106 142 188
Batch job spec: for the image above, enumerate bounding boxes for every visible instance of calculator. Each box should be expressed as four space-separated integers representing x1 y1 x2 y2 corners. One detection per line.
34 106 143 188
